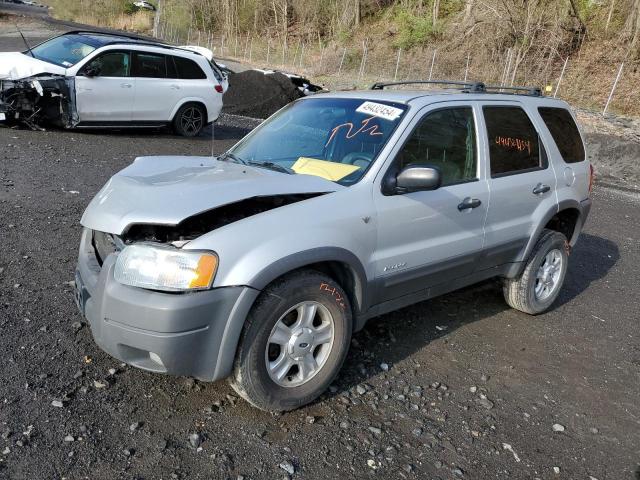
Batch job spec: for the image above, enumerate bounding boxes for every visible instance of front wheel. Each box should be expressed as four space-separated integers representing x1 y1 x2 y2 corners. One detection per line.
229 271 352 411
503 229 569 315
173 103 206 137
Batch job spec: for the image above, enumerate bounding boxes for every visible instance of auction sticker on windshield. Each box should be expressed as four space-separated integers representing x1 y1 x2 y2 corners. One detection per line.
356 101 404 121
0 113 5 122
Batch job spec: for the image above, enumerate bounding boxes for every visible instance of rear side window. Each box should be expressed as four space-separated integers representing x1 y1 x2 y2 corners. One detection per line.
538 107 585 163
173 56 207 80
132 52 166 78
483 106 545 177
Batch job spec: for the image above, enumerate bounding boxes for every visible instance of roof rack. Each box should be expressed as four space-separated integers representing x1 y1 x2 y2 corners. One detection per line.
371 80 486 92
483 85 542 96
370 80 542 97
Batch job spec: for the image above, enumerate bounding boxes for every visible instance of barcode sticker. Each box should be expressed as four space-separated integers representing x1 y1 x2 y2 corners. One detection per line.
356 101 403 121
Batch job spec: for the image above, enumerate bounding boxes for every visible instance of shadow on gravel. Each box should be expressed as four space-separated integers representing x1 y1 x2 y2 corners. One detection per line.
329 279 508 398
55 124 253 142
556 232 619 307
0 121 254 143
328 232 619 398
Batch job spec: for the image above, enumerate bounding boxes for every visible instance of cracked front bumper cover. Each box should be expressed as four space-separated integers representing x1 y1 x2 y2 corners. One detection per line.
75 228 259 381
0 75 77 129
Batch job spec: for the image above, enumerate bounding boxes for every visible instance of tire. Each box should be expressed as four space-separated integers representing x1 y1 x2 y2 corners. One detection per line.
172 103 206 137
229 270 353 411
503 229 569 315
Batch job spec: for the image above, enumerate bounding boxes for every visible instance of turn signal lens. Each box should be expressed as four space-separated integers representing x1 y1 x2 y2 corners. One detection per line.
189 255 218 289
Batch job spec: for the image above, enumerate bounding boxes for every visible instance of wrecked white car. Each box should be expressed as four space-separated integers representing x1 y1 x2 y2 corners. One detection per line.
1 31 227 136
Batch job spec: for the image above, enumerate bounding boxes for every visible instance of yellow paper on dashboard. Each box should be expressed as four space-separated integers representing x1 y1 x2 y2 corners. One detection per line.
292 157 360 181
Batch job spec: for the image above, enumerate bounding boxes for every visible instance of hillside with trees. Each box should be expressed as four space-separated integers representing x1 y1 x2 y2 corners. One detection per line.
42 0 640 115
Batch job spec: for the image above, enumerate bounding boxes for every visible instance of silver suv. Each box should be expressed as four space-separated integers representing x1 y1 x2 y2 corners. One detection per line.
75 81 592 411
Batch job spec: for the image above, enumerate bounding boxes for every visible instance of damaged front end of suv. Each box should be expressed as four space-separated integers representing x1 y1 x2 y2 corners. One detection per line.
0 75 78 130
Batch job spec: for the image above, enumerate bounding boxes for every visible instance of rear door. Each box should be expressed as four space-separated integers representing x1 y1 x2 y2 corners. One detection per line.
75 50 134 122
478 102 558 269
131 51 181 121
373 102 489 303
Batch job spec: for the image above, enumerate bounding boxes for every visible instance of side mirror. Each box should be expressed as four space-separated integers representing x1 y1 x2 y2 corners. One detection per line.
395 165 442 194
83 65 101 77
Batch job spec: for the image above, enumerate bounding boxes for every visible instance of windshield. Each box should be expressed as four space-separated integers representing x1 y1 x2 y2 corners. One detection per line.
228 97 407 185
28 35 97 67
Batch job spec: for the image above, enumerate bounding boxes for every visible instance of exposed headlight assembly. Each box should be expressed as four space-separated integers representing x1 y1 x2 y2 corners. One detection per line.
114 244 218 292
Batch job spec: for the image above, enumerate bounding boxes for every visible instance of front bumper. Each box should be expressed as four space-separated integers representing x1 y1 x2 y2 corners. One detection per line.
75 229 259 381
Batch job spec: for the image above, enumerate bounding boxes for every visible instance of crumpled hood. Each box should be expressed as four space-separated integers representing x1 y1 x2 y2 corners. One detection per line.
0 52 67 80
81 156 342 235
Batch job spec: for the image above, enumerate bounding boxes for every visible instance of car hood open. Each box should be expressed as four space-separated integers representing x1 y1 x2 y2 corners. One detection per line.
0 52 66 80
81 156 342 235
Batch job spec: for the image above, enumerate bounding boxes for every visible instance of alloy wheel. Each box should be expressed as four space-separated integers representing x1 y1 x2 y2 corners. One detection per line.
265 301 335 388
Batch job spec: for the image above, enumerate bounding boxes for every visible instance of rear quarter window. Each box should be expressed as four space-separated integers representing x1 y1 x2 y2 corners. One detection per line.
538 107 585 163
483 106 546 177
173 56 207 80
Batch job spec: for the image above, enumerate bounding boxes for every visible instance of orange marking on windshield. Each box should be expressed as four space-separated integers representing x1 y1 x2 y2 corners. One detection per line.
495 136 532 155
325 117 383 148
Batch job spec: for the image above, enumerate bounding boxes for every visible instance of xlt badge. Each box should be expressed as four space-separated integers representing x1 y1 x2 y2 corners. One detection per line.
383 262 407 272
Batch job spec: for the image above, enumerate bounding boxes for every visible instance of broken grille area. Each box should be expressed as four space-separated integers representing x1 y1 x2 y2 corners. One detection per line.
121 194 326 245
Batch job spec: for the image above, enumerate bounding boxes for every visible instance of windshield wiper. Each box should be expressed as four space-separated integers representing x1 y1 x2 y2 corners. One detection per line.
218 153 292 174
248 161 293 175
218 152 248 165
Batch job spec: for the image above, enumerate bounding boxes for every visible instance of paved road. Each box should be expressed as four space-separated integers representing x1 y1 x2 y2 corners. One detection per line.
1 8 639 480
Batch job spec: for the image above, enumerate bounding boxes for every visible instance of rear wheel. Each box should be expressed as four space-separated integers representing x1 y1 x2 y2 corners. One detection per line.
229 271 352 411
503 229 569 314
173 103 205 137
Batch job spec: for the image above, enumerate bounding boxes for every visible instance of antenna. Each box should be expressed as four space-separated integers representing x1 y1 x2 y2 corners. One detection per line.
16 25 34 58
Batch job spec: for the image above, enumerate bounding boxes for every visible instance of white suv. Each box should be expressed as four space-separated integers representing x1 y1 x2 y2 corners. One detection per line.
0 31 228 136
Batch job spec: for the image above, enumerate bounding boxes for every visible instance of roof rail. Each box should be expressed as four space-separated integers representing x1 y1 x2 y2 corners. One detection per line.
483 85 543 96
371 80 543 97
65 30 149 41
371 80 486 92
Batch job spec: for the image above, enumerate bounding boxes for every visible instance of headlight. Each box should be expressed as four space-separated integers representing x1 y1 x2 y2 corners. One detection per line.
114 244 218 292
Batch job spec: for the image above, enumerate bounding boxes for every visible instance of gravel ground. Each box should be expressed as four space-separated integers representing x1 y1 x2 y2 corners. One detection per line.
1 7 640 480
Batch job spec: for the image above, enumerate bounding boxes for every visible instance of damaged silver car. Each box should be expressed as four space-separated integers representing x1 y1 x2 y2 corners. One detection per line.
1 30 226 135
75 85 592 411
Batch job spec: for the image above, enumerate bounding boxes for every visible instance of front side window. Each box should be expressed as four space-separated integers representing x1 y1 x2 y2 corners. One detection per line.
538 107 585 163
483 106 545 177
228 98 407 185
132 52 166 78
82 51 130 77
394 107 477 186
29 35 97 67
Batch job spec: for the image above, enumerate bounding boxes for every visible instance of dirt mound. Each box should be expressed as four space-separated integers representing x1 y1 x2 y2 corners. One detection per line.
222 70 303 119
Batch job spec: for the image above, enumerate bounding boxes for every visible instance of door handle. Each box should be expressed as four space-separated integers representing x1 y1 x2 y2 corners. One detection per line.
532 183 551 195
170 84 181 90
120 83 133 88
457 197 482 211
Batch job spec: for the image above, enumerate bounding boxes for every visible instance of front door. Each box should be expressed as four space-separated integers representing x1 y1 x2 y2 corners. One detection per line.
75 50 134 122
373 103 489 303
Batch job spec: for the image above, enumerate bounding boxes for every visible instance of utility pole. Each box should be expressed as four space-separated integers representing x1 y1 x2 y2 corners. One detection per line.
153 0 163 38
